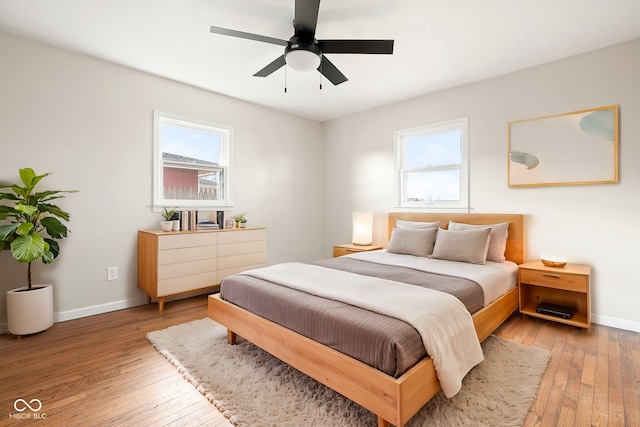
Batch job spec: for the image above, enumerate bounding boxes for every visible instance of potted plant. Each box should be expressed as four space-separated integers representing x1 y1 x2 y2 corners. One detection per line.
160 207 176 231
0 168 76 337
231 213 247 228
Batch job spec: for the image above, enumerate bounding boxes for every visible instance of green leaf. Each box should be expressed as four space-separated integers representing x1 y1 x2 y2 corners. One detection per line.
41 217 68 239
12 185 29 199
0 192 20 201
44 238 60 260
0 205 17 214
19 168 37 187
0 223 20 241
15 203 38 216
0 205 18 220
39 203 71 221
41 240 54 264
42 250 55 264
36 190 78 201
10 233 46 263
16 222 34 236
30 172 50 188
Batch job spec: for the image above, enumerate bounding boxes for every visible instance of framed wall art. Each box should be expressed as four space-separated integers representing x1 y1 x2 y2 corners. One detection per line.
508 105 618 187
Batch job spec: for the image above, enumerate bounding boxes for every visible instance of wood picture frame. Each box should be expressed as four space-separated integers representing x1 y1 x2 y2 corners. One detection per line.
508 105 618 187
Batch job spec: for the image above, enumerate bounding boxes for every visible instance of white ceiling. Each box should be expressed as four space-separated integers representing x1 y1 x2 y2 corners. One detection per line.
1 0 639 122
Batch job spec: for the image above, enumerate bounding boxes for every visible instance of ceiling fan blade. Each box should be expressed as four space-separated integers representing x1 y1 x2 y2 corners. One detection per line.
318 39 394 54
210 26 287 47
254 55 287 77
294 0 320 39
318 56 348 86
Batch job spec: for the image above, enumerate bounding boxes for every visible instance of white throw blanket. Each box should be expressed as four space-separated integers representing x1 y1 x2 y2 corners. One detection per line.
239 262 484 397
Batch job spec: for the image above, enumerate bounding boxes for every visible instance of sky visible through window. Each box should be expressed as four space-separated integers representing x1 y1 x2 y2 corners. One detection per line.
161 124 221 164
406 130 460 168
405 130 461 201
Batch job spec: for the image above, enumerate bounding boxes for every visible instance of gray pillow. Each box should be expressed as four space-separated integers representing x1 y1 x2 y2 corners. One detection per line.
387 227 438 257
448 221 509 262
396 219 440 229
430 228 491 264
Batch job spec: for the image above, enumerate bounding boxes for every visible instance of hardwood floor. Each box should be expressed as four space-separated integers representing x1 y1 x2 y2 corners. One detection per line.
495 313 640 427
1 295 638 426
1 295 231 427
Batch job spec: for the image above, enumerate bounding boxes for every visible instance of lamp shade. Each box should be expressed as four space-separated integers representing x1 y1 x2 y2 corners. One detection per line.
352 212 373 246
285 49 321 72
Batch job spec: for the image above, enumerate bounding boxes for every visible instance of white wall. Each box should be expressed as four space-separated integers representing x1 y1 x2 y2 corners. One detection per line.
0 32 323 324
2 30 639 333
321 38 640 332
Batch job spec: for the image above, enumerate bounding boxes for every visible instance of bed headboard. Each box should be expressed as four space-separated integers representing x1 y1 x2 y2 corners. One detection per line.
387 213 525 265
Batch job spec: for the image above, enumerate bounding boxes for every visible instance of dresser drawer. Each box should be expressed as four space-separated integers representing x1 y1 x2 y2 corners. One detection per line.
218 251 267 270
158 258 217 281
218 229 267 245
520 269 588 293
217 240 267 257
157 272 217 296
158 245 218 265
158 232 218 250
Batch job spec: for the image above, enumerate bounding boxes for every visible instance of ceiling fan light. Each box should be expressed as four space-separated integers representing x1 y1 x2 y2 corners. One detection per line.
285 49 321 72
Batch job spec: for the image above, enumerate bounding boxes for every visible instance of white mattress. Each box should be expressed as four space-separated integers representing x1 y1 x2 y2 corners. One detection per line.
346 250 518 307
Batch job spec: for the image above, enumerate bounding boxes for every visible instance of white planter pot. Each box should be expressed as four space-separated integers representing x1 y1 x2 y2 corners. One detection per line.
6 284 54 336
160 221 174 231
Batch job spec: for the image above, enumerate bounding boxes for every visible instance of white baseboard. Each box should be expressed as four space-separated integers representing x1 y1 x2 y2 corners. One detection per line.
54 296 150 322
54 289 215 323
4 302 638 335
1 298 148 334
591 313 640 333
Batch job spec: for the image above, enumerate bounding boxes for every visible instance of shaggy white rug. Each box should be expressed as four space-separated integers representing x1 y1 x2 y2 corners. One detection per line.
147 318 550 427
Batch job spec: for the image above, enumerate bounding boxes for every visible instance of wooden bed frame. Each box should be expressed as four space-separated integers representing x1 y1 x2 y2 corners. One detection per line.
208 213 525 427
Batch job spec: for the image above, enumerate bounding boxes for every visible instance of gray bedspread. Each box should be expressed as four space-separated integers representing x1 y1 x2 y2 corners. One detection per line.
220 257 484 378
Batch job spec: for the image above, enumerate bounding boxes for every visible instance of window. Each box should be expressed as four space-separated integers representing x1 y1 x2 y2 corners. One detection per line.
394 117 468 209
153 111 232 208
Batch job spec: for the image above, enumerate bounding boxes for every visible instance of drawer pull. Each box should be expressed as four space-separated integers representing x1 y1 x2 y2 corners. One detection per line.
542 274 561 279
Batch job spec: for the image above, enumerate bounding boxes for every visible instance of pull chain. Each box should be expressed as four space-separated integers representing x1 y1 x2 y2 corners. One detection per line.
284 66 287 93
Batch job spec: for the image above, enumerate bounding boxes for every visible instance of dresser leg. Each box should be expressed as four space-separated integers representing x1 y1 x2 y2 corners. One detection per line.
158 297 165 314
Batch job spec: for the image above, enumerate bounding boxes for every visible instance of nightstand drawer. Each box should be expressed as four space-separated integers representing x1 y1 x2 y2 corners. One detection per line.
333 247 356 257
520 269 588 293
333 244 383 257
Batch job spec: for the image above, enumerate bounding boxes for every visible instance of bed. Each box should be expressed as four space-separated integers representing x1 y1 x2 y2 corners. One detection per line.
208 213 525 427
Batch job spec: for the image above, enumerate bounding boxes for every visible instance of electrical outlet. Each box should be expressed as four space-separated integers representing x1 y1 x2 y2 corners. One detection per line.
107 266 118 281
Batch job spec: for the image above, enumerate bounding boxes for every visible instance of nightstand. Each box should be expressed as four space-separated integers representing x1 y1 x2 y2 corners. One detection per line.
333 244 383 258
518 260 591 328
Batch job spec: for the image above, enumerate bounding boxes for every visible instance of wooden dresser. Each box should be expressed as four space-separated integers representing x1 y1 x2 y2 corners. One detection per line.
138 228 266 313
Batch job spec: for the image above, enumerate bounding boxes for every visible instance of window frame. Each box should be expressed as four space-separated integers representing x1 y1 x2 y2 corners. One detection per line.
153 111 233 209
394 117 469 209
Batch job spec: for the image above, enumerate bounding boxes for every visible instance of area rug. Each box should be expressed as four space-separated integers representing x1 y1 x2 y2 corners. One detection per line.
147 318 550 427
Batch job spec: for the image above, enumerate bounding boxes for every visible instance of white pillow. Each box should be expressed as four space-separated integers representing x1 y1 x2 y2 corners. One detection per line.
430 228 491 264
448 221 509 262
387 227 438 257
396 219 440 229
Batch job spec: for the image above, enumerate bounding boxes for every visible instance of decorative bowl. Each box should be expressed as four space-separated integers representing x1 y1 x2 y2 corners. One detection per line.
541 259 567 268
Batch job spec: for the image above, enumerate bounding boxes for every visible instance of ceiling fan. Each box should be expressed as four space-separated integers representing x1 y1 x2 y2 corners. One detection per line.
209 0 394 86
